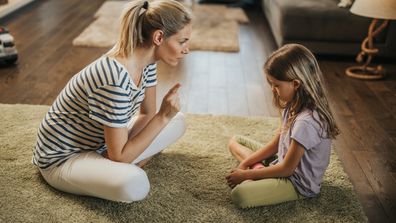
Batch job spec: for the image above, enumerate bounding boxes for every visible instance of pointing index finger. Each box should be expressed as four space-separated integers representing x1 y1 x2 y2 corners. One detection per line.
169 83 181 94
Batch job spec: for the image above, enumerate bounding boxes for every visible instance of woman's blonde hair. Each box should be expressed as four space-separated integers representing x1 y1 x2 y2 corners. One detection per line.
264 44 339 139
107 0 192 58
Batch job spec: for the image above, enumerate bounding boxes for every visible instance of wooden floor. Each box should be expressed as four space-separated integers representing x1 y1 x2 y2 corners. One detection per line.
1 1 395 222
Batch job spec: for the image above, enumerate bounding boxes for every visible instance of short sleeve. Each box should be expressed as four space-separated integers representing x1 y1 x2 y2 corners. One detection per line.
87 84 132 128
290 120 321 151
145 63 157 87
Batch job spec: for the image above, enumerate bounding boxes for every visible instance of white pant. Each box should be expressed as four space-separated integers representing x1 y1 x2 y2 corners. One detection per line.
40 113 186 203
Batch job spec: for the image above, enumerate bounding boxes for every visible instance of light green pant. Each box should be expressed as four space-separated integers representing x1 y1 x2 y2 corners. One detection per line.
231 135 303 208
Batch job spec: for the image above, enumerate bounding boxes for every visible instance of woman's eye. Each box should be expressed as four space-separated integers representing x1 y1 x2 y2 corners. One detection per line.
180 39 188 44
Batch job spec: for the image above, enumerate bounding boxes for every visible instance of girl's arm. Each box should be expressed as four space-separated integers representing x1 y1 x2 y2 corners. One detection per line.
103 84 181 163
128 86 156 138
226 139 305 187
238 130 280 169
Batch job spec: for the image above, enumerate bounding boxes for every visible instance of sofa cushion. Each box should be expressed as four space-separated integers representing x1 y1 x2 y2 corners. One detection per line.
262 0 373 44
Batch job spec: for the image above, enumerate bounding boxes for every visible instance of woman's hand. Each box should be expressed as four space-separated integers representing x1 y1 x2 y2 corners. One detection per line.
226 169 250 188
158 83 181 120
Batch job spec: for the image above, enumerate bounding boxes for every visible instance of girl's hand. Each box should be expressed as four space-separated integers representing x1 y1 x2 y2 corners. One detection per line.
237 162 249 170
158 83 181 120
226 169 249 188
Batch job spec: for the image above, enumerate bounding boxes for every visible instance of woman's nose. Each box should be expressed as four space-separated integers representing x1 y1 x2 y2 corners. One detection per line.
182 47 189 55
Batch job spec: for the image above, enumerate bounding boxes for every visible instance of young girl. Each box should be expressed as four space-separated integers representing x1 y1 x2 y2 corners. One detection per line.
226 44 339 208
32 0 192 203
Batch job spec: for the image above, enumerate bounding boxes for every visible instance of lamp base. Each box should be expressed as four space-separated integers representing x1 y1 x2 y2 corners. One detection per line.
345 65 385 80
345 19 388 81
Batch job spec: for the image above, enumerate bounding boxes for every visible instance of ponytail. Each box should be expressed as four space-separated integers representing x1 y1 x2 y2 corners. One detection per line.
107 0 192 58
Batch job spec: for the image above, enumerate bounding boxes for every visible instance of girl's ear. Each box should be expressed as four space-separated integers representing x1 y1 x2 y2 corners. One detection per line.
293 79 301 90
153 30 164 46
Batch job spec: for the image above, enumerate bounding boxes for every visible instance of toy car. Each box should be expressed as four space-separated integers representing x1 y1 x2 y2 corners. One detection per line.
0 26 18 64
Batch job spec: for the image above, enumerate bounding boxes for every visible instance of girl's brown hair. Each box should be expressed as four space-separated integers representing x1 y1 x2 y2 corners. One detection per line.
107 0 192 58
264 44 339 139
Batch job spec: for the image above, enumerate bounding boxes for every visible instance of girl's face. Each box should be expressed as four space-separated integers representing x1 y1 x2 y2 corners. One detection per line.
155 23 192 66
266 74 299 103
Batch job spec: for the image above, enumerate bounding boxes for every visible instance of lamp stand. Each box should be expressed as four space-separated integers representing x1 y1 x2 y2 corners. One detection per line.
346 19 388 80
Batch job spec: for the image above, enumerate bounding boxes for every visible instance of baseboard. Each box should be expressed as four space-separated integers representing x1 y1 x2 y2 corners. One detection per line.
0 0 35 19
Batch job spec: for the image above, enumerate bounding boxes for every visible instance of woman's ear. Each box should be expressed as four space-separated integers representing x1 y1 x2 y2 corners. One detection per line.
293 79 301 90
152 30 164 46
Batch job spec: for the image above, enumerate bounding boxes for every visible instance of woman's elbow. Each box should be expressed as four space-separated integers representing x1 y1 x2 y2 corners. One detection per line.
142 110 156 120
108 154 122 163
107 151 128 163
147 112 156 120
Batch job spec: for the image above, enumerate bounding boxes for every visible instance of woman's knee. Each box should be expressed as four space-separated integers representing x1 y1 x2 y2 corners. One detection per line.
113 167 151 203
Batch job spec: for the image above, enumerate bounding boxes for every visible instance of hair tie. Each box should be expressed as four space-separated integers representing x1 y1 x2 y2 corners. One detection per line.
143 1 149 9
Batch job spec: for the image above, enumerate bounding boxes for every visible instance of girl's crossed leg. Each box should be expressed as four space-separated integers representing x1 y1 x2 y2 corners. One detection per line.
228 135 302 208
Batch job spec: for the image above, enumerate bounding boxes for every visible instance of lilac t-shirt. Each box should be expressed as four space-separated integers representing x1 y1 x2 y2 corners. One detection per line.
278 108 331 197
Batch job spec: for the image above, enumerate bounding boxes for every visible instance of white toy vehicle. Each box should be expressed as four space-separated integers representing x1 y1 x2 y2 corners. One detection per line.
0 27 18 64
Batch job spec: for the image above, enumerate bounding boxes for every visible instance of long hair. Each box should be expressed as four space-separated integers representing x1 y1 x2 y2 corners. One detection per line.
264 44 339 139
107 0 192 58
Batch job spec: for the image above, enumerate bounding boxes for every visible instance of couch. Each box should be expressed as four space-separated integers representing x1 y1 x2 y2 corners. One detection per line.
261 0 396 57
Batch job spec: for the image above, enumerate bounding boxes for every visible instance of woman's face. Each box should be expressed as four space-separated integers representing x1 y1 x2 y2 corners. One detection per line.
266 74 297 103
155 23 192 66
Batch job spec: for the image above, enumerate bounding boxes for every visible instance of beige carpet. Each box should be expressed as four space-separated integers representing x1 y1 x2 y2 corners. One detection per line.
72 1 248 52
0 104 367 222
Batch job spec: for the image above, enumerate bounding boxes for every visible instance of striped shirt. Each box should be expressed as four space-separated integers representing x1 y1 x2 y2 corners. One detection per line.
32 56 157 169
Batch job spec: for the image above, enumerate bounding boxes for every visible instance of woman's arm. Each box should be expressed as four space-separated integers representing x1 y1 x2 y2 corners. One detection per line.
226 139 305 188
104 84 181 163
238 130 280 169
128 86 156 138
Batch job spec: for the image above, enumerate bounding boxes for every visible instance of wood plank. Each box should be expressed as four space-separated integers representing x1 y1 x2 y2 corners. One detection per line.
186 51 210 114
0 0 106 104
0 0 88 81
36 47 107 105
354 151 396 221
239 24 267 116
226 52 249 116
321 59 396 223
333 138 389 223
6 0 82 53
208 52 228 114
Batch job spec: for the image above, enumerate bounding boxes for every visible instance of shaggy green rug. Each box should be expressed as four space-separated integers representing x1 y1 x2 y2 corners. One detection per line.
0 104 367 222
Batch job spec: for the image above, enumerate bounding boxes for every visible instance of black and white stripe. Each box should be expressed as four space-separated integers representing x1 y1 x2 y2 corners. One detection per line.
33 56 157 169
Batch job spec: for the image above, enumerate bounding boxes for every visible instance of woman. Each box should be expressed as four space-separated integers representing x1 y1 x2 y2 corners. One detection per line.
32 0 192 203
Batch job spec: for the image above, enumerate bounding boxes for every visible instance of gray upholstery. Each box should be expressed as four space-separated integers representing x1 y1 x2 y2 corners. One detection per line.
261 0 396 57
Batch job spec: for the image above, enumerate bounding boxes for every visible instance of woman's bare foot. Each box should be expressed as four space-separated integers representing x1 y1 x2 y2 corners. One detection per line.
137 156 153 168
